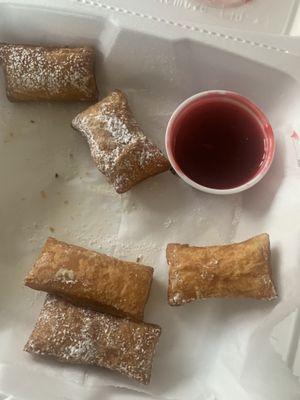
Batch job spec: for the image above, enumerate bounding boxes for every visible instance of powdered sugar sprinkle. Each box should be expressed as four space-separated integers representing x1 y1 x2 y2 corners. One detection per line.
1 44 97 100
54 268 76 284
72 90 169 193
24 295 161 384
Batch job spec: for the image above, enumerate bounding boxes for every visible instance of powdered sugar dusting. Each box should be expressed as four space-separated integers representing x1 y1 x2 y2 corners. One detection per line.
260 274 278 300
24 295 161 384
54 268 76 284
97 113 141 145
72 90 169 193
170 292 183 305
1 44 97 101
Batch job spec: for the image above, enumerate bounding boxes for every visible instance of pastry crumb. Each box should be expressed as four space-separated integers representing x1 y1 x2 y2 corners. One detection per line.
136 255 143 263
40 190 47 199
55 173 59 178
49 226 55 233
30 120 35 123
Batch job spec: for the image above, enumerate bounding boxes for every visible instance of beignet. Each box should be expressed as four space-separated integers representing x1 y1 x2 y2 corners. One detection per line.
167 234 277 305
0 43 98 101
71 90 170 193
24 295 161 384
25 237 153 321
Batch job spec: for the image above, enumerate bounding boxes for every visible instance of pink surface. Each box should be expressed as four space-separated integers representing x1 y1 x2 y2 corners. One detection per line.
291 131 299 140
201 0 250 7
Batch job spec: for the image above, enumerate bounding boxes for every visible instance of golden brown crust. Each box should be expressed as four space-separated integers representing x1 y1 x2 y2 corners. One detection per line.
25 237 154 321
71 90 170 193
24 295 161 384
167 234 277 305
0 43 98 102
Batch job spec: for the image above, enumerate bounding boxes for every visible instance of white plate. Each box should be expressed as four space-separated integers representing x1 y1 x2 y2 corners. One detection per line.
1 2 300 400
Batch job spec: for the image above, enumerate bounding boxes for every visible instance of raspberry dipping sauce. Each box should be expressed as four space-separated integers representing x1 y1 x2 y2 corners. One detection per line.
165 91 275 195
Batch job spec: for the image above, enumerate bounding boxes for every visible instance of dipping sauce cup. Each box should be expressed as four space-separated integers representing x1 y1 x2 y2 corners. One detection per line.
165 91 275 195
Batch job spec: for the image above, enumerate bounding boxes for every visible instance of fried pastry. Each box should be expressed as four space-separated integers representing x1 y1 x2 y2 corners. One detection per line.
71 90 170 193
24 295 161 384
25 237 153 321
0 43 98 101
167 233 277 306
